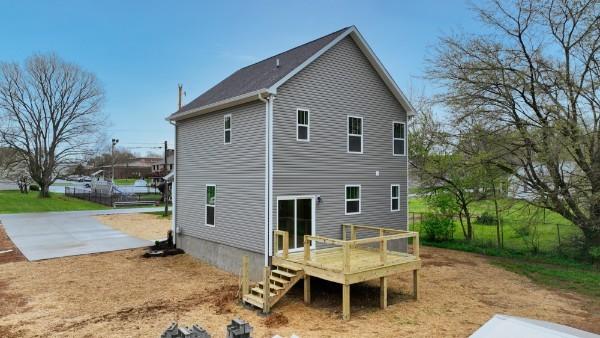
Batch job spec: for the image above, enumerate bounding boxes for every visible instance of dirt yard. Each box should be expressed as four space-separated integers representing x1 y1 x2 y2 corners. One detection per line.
94 213 171 241
1 242 598 338
0 223 25 264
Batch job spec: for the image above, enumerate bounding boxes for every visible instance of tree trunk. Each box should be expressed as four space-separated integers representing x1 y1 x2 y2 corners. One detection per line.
39 183 50 198
464 207 473 240
458 212 468 239
492 182 501 248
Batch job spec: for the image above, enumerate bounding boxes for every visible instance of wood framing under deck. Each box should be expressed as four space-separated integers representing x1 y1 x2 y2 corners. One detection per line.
242 224 421 320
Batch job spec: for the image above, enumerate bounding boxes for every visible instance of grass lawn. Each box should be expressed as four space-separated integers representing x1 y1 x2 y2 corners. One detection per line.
410 197 600 298
113 178 150 185
409 197 581 253
422 239 600 298
0 190 108 214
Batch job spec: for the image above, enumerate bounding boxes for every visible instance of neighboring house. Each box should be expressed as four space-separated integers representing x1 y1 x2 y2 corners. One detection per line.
167 26 415 280
151 149 175 185
99 157 162 179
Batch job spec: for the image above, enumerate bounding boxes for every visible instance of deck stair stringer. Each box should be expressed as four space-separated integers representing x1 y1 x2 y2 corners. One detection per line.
242 262 304 310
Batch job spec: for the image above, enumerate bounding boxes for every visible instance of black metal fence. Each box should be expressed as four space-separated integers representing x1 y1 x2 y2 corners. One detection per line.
65 186 154 206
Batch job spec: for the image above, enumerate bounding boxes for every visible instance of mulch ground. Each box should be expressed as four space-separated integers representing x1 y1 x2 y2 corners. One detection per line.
0 223 26 264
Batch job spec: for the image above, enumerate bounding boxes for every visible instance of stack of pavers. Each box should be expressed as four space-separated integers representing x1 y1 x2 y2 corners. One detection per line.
226 319 252 338
161 322 211 338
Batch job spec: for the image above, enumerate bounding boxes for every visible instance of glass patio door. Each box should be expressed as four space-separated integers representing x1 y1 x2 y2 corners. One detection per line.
277 197 314 251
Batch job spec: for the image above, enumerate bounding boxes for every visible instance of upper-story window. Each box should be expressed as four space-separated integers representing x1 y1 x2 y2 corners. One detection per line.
297 109 310 141
347 116 363 153
224 114 231 144
393 122 405 156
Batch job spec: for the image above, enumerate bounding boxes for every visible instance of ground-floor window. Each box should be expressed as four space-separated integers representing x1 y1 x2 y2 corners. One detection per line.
391 184 400 211
205 184 216 226
345 185 361 215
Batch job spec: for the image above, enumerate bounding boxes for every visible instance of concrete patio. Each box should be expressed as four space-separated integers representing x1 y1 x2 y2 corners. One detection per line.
0 207 162 260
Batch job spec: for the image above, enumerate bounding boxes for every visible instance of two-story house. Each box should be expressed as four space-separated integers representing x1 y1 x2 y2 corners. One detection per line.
167 26 415 284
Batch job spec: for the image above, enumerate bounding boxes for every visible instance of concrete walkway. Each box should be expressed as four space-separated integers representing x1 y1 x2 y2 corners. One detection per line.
0 208 163 261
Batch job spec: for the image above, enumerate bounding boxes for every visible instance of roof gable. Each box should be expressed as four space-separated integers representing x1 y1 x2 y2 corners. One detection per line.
169 26 415 121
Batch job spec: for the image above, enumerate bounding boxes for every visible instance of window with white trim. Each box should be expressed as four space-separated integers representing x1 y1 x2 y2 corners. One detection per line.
345 185 361 215
391 184 400 211
205 184 216 226
348 116 363 153
393 122 405 155
297 109 309 141
224 114 231 144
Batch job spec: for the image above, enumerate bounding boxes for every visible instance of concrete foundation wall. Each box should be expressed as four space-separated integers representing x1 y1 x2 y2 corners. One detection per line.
178 234 264 281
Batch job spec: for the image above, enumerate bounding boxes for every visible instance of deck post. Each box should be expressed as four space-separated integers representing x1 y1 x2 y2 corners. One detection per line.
343 242 351 273
413 269 420 300
304 275 311 304
350 225 356 247
380 276 387 309
241 256 249 298
380 239 387 264
283 231 289 259
304 236 310 263
342 284 350 320
263 266 271 313
413 233 420 257
342 224 347 241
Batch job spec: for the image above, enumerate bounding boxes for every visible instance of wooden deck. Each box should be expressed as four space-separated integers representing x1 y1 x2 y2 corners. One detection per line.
265 224 421 320
274 246 420 284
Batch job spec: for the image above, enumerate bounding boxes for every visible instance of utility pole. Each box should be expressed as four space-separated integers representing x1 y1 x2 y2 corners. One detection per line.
111 138 119 182
164 140 169 216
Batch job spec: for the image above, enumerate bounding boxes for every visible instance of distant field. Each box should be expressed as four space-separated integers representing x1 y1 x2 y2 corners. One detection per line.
0 190 108 214
408 197 581 253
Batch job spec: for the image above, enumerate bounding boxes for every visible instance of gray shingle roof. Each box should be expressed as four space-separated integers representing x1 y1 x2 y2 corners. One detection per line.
174 27 351 115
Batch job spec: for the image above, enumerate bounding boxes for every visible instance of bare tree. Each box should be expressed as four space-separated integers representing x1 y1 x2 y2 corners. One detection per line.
428 0 600 247
0 53 105 197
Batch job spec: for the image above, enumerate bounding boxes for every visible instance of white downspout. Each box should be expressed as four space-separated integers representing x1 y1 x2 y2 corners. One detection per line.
169 120 177 246
258 93 273 267
268 95 274 264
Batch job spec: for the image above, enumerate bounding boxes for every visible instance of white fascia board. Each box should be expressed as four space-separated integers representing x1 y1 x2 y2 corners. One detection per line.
268 26 416 117
166 88 272 122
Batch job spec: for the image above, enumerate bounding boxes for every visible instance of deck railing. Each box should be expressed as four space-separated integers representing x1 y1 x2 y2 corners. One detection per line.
273 229 289 259
273 224 419 274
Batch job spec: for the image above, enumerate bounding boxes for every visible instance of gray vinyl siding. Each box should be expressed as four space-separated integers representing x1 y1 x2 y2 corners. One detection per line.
272 36 408 242
175 101 265 253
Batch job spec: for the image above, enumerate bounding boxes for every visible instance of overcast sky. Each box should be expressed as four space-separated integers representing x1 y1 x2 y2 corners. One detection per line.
0 0 481 154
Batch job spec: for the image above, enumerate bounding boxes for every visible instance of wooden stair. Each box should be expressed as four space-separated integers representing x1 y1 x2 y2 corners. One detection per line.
242 263 304 311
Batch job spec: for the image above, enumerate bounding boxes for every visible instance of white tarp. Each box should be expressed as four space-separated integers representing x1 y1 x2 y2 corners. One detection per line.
470 315 599 338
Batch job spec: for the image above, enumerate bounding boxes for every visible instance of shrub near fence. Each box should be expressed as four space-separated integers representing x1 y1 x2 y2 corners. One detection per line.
408 211 581 254
64 187 152 207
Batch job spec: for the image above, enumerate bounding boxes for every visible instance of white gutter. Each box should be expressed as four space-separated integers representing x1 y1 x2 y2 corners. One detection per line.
167 89 269 122
258 93 274 267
